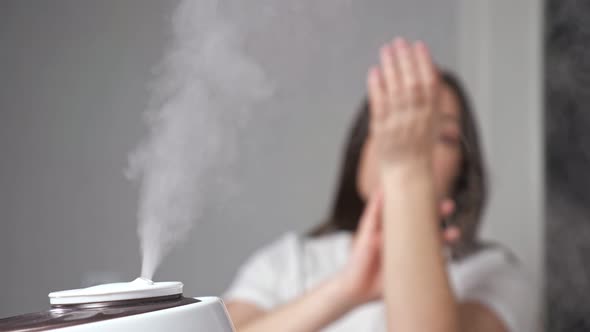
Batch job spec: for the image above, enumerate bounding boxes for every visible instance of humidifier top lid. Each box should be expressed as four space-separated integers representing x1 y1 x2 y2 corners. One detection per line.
48 277 183 305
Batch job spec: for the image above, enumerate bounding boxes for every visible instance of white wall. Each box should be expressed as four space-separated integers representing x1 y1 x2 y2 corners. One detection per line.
0 0 173 316
457 0 544 325
0 0 459 317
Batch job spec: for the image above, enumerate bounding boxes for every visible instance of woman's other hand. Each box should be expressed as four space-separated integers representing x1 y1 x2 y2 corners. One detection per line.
337 192 460 307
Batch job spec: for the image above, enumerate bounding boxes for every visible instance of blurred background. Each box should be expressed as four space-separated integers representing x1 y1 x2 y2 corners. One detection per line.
0 0 548 328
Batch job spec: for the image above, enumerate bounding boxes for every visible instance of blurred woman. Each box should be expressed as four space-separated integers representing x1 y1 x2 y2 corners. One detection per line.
224 38 535 332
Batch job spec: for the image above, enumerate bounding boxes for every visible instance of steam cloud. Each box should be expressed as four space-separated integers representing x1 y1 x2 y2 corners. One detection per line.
127 0 272 279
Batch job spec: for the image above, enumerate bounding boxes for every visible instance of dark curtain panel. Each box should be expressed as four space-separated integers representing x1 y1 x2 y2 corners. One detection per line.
546 0 590 330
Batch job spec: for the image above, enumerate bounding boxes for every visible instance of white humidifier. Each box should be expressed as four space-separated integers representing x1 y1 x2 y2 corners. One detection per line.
0 278 235 331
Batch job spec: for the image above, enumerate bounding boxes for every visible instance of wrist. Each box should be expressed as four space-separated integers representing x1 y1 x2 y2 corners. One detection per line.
381 158 432 180
380 159 439 225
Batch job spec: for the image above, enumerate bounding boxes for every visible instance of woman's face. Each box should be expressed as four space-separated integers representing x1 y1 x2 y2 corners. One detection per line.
357 83 463 201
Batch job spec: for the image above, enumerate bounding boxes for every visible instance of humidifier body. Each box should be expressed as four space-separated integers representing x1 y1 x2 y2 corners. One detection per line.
52 297 234 332
0 279 235 332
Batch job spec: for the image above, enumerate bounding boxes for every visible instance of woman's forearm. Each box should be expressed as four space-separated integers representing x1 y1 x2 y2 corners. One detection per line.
237 276 355 332
382 163 459 332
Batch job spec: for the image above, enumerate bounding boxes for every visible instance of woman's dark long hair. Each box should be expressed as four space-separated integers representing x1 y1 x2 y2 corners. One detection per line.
309 71 487 257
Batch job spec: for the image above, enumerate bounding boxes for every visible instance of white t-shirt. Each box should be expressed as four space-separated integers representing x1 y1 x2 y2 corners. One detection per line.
225 232 537 332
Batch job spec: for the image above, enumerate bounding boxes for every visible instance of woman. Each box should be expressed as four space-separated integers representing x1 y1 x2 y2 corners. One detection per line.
224 38 535 332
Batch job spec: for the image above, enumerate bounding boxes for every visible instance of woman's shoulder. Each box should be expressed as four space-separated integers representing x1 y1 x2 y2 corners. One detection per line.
248 232 302 264
253 230 352 263
450 245 539 332
451 244 523 276
450 244 530 291
224 232 303 308
302 230 353 251
300 231 353 278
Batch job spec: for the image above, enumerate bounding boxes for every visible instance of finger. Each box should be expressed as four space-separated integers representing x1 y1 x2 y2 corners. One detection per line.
367 66 386 122
414 41 439 102
365 190 384 231
443 226 461 245
439 198 455 219
394 38 422 105
357 190 384 243
380 42 401 106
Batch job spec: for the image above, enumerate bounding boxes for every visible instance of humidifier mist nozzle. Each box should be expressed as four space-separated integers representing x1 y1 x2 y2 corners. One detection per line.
48 279 183 305
135 277 155 285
